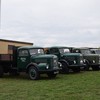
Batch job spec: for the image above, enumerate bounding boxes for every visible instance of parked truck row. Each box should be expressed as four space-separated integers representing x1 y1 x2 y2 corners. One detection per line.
0 46 100 80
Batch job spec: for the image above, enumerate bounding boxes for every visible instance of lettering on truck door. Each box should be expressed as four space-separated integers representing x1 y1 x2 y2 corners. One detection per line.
17 49 30 70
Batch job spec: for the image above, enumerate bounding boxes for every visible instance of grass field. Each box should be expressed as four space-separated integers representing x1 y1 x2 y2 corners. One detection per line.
0 71 100 100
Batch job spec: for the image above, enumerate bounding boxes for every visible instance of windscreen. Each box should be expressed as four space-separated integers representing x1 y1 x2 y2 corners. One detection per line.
91 49 100 54
81 49 91 54
29 49 44 55
59 48 70 54
95 50 100 54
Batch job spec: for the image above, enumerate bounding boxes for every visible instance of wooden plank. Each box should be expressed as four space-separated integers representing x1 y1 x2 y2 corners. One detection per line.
0 54 12 61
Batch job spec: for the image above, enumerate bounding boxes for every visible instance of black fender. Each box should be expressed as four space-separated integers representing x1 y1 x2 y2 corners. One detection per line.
26 63 39 73
84 59 90 70
59 59 69 74
84 59 90 65
59 59 69 67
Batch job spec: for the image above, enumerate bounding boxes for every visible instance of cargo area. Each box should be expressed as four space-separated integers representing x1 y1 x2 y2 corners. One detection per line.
0 54 12 61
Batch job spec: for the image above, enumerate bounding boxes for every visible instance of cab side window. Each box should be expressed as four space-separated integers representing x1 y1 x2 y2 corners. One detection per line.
18 50 29 56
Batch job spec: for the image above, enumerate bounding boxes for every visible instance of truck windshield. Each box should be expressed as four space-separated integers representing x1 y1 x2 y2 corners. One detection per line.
29 49 44 55
91 49 100 54
59 48 70 54
95 50 100 54
81 49 91 54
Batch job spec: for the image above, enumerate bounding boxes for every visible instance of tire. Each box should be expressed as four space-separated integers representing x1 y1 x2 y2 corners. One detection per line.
47 72 57 78
0 66 3 77
60 62 69 74
28 66 40 80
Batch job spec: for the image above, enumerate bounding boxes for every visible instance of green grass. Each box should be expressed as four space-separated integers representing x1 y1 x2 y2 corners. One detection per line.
0 71 100 100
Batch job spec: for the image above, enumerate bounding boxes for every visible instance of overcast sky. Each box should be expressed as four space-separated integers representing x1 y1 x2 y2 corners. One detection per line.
0 0 100 47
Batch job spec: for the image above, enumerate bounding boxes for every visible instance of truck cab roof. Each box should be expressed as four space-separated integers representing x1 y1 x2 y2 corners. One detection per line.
45 46 73 49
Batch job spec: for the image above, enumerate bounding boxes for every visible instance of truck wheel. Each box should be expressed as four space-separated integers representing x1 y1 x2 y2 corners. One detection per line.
47 72 57 78
0 66 3 77
28 66 40 80
60 62 69 74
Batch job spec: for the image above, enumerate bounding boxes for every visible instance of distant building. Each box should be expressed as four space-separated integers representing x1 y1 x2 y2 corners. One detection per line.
0 39 33 54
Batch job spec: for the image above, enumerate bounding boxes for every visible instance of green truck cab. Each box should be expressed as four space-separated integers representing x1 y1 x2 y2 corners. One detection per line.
72 48 100 70
44 46 85 73
0 46 59 80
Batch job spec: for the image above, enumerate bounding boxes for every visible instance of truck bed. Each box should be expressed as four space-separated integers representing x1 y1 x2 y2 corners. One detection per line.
0 54 13 61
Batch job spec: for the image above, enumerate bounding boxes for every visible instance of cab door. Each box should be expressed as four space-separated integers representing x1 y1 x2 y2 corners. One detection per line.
17 49 30 70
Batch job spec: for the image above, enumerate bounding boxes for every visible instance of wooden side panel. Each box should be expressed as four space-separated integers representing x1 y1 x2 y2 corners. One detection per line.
0 54 12 61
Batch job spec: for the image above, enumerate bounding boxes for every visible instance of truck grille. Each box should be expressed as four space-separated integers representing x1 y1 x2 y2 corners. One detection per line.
65 56 78 65
53 58 58 69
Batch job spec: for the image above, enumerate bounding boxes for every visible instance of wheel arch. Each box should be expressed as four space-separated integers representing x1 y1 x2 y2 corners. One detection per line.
85 59 90 65
59 59 69 66
26 63 38 73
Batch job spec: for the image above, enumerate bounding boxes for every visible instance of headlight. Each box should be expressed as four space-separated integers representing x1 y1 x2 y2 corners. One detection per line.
93 60 95 63
54 59 57 64
83 59 86 63
80 60 83 64
46 65 49 69
58 62 62 67
73 60 76 64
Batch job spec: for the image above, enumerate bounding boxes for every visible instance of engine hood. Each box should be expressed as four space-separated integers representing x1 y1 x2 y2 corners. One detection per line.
83 54 99 57
61 53 82 57
31 54 57 59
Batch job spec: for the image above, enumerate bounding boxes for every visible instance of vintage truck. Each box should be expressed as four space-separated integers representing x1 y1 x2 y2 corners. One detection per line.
0 46 59 80
72 48 100 71
44 46 86 73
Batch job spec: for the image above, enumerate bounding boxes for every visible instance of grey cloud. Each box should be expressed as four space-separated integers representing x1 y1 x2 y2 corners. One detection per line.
1 0 100 47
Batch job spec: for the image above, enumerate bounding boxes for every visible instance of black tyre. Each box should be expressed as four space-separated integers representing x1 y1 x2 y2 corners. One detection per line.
60 62 69 74
0 66 3 77
47 72 57 78
28 66 40 80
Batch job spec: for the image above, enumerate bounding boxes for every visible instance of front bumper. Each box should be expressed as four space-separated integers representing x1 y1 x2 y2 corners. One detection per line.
68 64 86 69
89 64 100 67
39 68 60 74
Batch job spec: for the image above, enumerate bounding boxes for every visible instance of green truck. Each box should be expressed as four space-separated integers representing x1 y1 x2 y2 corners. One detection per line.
0 46 59 80
72 48 100 70
44 46 85 73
